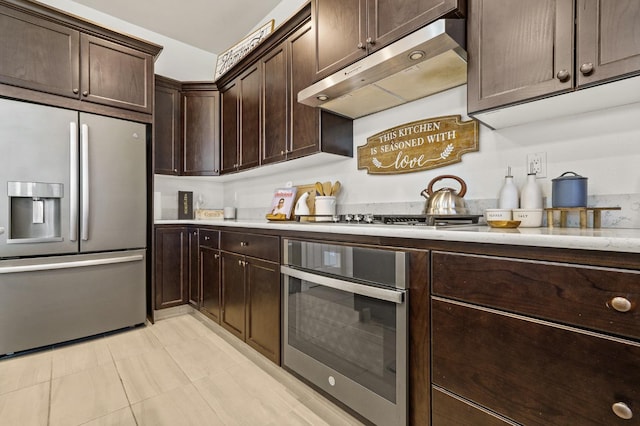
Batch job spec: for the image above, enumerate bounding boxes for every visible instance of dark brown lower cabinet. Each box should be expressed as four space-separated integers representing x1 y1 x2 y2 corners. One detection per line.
432 299 640 425
245 257 280 364
200 246 221 323
220 251 247 339
154 227 188 309
187 228 199 308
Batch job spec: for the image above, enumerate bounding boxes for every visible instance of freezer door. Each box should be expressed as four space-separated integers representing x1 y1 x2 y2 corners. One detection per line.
0 250 146 355
0 98 78 258
79 113 147 252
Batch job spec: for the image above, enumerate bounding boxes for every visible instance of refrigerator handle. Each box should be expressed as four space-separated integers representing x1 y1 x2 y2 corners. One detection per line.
69 122 79 242
81 124 90 241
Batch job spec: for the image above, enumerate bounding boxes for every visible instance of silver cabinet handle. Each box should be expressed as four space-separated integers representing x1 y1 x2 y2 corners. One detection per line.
357 42 365 49
214 253 220 259
366 37 375 45
204 236 211 241
82 91 88 97
609 297 633 313
281 266 405 304
240 241 248 247
612 402 633 420
556 69 570 82
81 124 90 241
72 88 79 94
69 122 79 242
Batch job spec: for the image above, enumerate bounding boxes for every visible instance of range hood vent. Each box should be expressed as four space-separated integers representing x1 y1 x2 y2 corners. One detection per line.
298 19 467 119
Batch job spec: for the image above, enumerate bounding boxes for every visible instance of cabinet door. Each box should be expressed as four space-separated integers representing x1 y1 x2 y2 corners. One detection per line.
154 227 187 309
220 81 239 173
80 34 153 113
182 90 220 175
261 44 288 165
239 65 261 170
154 77 181 175
367 0 463 53
200 247 221 323
187 228 200 308
220 251 246 339
0 5 79 98
432 299 640 425
245 257 281 364
288 20 321 159
577 0 640 87
312 0 367 80
467 0 574 114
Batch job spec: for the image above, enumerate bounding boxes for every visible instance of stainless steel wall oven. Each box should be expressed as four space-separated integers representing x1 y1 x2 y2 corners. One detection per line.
281 238 408 425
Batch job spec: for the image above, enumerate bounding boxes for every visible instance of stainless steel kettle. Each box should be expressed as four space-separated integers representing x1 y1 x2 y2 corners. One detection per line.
420 175 469 215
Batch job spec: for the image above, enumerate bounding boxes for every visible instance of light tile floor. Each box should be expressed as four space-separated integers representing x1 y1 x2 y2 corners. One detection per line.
0 313 365 426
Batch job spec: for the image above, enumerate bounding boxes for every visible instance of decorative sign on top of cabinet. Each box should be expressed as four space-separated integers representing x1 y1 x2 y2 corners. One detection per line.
311 0 466 81
0 0 160 118
467 0 640 128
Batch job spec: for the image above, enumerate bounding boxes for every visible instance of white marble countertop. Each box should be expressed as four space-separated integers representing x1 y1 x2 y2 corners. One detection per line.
155 219 640 253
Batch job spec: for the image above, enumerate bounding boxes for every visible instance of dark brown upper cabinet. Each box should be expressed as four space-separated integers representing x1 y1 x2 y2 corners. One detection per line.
576 0 640 88
220 65 261 174
261 20 353 166
154 76 181 175
181 83 220 176
80 34 153 113
311 0 466 81
0 1 160 116
154 79 220 176
467 0 640 115
0 4 79 99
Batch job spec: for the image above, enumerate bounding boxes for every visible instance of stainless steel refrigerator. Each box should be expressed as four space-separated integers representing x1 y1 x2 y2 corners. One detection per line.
0 98 147 355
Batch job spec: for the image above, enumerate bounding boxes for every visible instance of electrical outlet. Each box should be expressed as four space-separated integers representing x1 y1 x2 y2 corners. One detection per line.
526 152 547 178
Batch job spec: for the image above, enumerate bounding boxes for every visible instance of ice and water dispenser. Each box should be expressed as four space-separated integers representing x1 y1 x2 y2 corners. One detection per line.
7 181 63 242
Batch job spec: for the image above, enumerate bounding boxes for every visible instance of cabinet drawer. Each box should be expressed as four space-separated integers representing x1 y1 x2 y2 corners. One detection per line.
432 387 514 426
432 299 640 426
199 229 219 249
220 231 279 262
432 251 640 340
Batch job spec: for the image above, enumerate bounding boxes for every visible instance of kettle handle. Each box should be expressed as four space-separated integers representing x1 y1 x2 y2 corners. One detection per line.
426 174 467 197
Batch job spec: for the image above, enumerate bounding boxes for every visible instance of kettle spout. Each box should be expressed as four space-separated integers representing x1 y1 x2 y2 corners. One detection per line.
420 189 430 200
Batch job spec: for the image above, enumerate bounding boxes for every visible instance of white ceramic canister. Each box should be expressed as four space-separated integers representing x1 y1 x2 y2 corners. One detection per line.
314 196 336 222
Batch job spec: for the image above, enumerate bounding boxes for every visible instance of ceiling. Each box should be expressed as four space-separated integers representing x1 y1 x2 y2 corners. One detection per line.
71 0 282 54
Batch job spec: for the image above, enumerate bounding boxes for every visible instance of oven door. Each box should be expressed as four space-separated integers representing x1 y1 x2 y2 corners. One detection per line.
281 265 407 426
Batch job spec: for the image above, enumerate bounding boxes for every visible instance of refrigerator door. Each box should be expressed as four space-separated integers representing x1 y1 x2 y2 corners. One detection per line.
79 113 147 252
0 98 77 258
0 249 146 355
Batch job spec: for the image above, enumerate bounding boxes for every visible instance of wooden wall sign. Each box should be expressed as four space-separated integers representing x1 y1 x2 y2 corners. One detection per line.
357 115 479 174
214 20 274 81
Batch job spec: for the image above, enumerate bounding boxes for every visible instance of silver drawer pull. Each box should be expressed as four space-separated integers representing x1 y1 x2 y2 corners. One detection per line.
204 236 210 241
609 297 633 313
612 402 633 420
240 241 248 247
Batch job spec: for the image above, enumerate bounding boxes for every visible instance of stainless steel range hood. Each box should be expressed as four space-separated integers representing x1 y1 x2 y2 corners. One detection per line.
298 19 467 119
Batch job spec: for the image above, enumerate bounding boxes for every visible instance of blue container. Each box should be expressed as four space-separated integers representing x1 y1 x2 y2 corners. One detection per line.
552 172 588 207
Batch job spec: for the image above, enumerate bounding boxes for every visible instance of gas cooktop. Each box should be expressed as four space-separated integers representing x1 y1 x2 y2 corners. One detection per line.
300 213 483 227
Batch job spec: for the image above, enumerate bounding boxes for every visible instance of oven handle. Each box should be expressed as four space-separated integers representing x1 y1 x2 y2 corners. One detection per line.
281 265 405 304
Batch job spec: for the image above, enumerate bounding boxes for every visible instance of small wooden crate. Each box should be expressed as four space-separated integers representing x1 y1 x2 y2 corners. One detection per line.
544 207 621 229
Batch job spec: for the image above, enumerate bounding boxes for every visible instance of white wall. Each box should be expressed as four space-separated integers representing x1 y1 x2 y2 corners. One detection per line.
223 85 640 210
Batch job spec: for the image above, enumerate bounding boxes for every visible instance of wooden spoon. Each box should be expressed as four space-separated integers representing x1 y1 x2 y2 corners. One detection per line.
323 181 332 197
315 181 324 196
331 181 341 196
